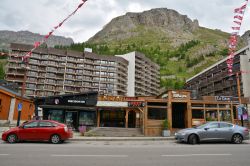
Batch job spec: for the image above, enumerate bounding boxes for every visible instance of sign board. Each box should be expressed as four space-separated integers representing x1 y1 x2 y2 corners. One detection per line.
215 96 232 101
17 103 22 112
97 101 128 107
128 101 145 107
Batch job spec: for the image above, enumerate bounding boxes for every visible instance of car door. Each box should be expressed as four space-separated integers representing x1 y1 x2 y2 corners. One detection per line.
37 121 57 140
198 122 220 141
18 121 39 140
217 122 234 141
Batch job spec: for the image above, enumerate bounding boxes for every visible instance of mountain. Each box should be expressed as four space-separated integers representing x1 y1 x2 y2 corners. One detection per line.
0 30 74 51
87 8 242 89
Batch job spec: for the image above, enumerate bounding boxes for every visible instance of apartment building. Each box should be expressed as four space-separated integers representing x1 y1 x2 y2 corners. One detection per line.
6 43 160 97
185 40 250 101
6 43 128 97
117 51 160 96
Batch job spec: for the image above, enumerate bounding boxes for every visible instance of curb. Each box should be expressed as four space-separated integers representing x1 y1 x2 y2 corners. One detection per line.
69 137 175 141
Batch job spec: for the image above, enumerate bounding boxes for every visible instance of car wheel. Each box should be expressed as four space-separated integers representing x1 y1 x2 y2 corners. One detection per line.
188 134 198 145
7 134 18 143
232 134 243 144
50 134 61 144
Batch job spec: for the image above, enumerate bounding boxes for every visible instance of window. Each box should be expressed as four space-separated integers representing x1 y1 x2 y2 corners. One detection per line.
23 121 39 128
79 112 96 126
148 107 167 120
192 110 204 119
207 123 219 129
220 122 233 128
39 121 54 127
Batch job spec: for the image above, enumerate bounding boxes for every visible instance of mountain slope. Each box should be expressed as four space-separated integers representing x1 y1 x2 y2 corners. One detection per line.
86 8 237 89
0 30 74 51
60 8 246 90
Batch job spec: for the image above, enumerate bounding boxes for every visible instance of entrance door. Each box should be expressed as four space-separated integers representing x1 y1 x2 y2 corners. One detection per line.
100 110 125 127
172 102 187 128
128 111 136 128
65 111 78 130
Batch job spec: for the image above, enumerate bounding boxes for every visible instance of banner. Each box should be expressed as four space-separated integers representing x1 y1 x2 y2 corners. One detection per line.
227 1 249 76
21 0 88 63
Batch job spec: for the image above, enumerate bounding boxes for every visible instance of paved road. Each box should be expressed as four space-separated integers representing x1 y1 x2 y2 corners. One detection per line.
0 140 250 166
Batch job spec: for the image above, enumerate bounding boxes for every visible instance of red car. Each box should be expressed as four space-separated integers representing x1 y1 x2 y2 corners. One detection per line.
2 120 73 144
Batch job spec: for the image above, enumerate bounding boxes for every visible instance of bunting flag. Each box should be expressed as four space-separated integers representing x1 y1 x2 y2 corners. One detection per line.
21 0 88 63
227 0 249 76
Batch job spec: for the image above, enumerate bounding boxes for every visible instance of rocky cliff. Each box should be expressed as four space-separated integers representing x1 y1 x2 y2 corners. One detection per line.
89 8 200 47
0 30 74 50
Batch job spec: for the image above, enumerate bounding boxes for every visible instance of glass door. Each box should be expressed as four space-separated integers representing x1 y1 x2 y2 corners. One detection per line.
65 111 78 130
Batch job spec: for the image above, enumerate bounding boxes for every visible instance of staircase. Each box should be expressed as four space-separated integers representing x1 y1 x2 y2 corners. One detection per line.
84 127 144 137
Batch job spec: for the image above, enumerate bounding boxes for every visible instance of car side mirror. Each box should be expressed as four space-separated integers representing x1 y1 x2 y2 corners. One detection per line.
204 127 209 131
19 126 24 129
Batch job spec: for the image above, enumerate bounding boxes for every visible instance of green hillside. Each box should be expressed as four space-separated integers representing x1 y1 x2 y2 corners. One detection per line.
56 26 236 90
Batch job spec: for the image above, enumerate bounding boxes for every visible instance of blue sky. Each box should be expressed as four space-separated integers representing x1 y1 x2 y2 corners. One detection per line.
0 0 249 42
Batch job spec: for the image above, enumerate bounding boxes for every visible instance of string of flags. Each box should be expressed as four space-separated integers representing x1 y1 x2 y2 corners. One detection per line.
227 0 249 76
21 0 88 64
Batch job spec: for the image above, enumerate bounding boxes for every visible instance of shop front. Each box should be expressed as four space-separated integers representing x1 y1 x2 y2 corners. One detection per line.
96 96 145 129
143 90 249 136
35 92 98 130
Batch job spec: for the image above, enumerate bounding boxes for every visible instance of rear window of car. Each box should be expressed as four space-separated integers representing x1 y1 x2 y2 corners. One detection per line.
220 123 233 128
39 121 57 127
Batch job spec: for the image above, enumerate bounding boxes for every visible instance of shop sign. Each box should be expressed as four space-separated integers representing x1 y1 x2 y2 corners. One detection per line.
215 96 232 101
172 91 187 99
97 101 128 107
67 100 86 104
44 92 98 106
128 101 145 107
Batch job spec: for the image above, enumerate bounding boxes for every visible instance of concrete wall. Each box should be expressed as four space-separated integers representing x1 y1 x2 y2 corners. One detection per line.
241 45 250 98
116 52 136 96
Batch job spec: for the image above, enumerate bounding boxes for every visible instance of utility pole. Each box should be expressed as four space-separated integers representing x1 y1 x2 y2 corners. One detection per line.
236 72 244 127
17 59 28 126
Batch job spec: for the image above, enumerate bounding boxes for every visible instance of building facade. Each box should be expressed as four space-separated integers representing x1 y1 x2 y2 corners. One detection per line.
0 86 35 125
35 90 249 136
6 43 160 97
184 42 250 101
117 51 160 96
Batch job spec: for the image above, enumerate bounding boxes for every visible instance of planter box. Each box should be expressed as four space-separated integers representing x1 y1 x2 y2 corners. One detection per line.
162 130 171 137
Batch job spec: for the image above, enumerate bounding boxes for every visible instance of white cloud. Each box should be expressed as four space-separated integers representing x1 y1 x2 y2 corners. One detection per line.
0 0 249 42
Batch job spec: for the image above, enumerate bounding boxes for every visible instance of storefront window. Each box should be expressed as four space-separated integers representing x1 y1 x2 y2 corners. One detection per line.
219 110 232 122
206 110 218 121
148 108 167 120
192 109 204 119
79 111 96 126
47 110 64 123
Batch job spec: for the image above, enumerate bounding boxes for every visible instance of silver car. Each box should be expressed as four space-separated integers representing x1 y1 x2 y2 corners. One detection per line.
175 121 249 144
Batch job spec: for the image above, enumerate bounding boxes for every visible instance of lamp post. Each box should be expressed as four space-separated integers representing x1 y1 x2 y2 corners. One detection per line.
16 62 28 126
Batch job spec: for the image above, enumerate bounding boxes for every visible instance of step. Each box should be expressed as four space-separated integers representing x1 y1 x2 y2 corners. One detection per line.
84 127 144 137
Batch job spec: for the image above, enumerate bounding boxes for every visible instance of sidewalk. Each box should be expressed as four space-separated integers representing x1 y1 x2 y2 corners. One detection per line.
71 132 175 141
0 128 175 141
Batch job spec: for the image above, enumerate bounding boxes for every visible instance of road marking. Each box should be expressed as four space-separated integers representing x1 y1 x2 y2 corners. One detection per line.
0 154 9 156
51 154 128 157
161 154 232 157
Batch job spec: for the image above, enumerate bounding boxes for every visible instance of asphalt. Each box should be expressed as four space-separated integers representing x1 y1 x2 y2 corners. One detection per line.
0 127 175 141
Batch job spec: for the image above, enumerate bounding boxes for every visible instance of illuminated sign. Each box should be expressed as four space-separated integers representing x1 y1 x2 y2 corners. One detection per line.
128 101 145 107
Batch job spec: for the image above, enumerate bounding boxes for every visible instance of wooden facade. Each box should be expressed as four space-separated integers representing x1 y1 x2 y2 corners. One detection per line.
0 86 35 124
98 90 249 136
